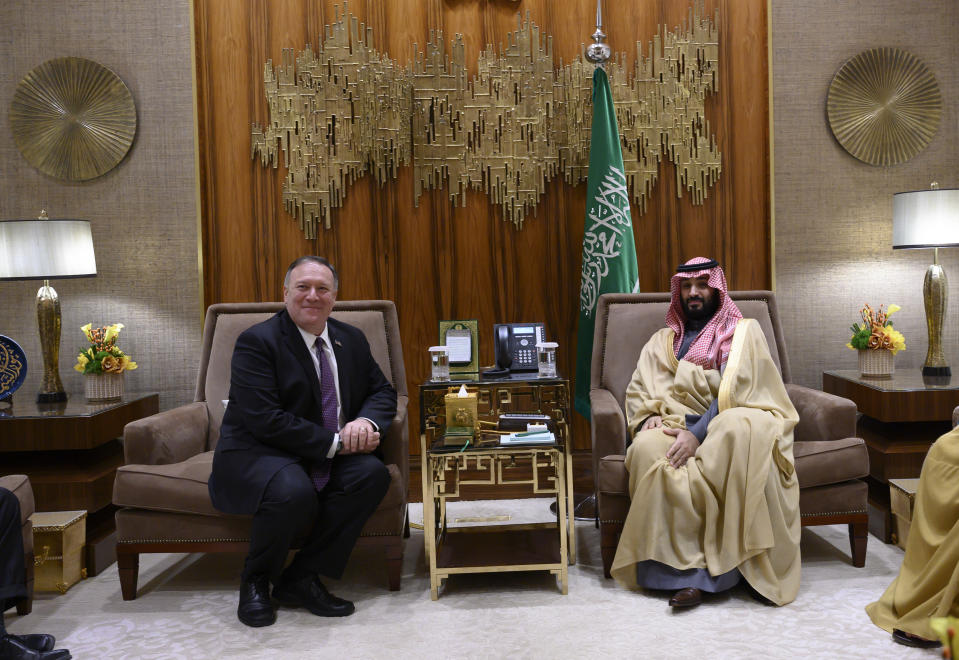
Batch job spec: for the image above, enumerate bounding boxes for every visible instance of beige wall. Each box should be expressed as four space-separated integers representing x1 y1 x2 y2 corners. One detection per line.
0 1 200 409
2 1 956 413
773 0 959 388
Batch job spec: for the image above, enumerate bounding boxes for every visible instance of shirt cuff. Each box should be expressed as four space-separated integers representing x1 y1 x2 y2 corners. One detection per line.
326 433 341 459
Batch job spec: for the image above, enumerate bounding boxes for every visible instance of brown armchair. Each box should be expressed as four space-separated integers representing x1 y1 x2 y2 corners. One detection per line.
112 301 409 599
590 292 869 578
0 474 34 615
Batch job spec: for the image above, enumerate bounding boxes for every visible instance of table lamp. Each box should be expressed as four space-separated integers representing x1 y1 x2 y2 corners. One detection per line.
0 211 97 402
892 184 959 377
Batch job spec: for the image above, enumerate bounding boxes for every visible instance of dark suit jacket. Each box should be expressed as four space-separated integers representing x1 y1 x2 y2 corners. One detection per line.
209 309 397 515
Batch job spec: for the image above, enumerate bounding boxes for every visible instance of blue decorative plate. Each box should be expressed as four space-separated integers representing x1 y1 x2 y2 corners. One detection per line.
0 335 28 401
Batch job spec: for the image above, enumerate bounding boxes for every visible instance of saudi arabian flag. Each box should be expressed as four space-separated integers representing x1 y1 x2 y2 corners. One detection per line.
574 67 640 420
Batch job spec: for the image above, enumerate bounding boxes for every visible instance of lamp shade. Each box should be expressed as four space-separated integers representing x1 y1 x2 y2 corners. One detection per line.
0 219 97 280
892 188 959 249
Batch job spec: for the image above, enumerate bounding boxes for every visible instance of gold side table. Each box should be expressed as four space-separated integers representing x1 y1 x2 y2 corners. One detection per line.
419 375 574 600
420 430 568 600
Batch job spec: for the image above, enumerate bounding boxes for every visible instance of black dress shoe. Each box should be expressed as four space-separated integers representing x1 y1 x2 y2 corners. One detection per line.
892 629 941 648
6 634 55 652
237 575 276 628
0 635 71 660
274 574 355 617
668 587 703 608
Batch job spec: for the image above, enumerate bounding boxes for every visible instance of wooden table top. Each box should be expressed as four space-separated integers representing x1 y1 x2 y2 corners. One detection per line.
823 370 959 423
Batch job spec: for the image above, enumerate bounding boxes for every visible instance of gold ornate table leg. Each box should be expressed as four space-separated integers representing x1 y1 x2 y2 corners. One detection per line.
564 437 576 565
420 432 440 600
556 449 569 594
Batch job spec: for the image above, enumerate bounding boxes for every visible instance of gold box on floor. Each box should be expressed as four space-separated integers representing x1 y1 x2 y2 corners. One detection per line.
889 478 919 550
32 510 87 593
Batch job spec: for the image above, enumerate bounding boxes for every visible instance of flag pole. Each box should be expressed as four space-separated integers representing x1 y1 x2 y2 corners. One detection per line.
584 0 611 67
570 0 641 522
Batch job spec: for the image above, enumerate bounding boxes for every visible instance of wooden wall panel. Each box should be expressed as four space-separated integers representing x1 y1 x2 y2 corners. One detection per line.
193 0 770 454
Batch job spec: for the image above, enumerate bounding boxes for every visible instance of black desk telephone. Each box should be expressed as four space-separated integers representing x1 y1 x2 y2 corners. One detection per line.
483 323 545 378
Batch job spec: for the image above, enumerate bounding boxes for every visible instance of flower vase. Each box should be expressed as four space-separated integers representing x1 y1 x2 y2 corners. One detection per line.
85 372 124 402
858 349 894 379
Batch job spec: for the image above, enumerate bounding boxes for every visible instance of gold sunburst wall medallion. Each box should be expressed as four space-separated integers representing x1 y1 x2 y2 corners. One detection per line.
10 57 137 181
827 47 941 167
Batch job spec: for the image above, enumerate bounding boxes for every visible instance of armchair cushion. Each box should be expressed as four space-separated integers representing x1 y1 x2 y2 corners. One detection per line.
114 456 404 529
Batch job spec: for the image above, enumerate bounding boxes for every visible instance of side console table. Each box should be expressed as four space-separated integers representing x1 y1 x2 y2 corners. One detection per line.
823 370 957 542
419 375 574 600
0 393 159 575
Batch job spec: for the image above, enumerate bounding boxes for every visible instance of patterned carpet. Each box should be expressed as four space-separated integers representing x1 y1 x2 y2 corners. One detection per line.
4 500 937 659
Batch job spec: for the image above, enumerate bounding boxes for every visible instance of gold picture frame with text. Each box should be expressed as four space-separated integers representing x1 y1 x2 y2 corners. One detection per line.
438 320 478 375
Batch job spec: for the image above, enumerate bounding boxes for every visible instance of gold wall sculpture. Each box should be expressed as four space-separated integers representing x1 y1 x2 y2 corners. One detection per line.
827 47 942 167
252 2 721 234
10 57 137 182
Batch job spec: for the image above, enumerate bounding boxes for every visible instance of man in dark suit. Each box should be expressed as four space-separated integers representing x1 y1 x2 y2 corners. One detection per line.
209 256 396 628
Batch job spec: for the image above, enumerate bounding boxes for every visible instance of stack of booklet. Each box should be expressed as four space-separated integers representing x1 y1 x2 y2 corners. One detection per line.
499 429 555 445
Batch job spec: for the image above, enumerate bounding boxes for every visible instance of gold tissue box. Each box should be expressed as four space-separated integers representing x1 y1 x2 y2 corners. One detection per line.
32 510 87 594
444 387 478 438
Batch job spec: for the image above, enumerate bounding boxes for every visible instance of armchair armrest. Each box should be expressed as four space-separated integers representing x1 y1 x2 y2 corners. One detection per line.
785 383 857 443
123 402 210 465
590 388 628 460
380 394 409 485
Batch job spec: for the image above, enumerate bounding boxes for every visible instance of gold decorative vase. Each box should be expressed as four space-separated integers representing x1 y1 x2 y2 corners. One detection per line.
859 349 894 379
84 373 124 402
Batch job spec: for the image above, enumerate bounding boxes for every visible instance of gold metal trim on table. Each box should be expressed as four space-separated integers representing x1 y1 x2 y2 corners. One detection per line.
419 378 576 567
421 438 569 600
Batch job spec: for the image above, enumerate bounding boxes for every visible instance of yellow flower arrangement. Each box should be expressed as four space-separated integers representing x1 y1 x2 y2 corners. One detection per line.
74 323 138 374
847 304 906 355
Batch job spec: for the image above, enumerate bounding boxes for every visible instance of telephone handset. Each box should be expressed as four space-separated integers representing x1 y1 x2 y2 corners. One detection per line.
492 323 546 372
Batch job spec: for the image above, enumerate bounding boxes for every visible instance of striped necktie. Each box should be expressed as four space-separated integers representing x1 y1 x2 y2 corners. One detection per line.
310 337 337 491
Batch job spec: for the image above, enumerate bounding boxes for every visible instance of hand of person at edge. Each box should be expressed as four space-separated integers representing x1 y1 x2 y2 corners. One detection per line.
641 415 663 431
663 428 698 468
339 419 380 454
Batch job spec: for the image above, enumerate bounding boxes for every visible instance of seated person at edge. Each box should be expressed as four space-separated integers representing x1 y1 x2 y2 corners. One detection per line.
209 256 396 628
610 257 802 609
1 487 71 659
866 425 959 649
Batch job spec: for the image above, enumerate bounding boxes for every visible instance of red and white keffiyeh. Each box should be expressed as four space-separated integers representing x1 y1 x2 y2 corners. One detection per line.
665 257 743 370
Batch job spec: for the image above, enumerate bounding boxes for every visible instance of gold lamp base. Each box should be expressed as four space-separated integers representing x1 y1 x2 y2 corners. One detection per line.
922 260 950 378
37 280 67 403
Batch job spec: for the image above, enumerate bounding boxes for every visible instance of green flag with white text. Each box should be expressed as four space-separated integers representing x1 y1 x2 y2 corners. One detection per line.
574 67 639 419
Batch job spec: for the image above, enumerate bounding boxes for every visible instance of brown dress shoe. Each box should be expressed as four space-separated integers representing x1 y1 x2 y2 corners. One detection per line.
668 587 703 608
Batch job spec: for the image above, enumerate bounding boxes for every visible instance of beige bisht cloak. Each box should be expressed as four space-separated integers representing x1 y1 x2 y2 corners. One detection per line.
610 318 802 605
866 426 959 639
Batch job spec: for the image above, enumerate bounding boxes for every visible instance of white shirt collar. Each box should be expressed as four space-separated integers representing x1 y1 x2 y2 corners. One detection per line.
295 323 332 352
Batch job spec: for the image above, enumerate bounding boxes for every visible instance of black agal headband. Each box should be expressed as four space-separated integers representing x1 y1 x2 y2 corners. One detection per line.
676 259 718 272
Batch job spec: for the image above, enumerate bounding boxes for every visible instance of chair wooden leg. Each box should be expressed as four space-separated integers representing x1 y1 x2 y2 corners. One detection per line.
403 509 410 539
117 548 140 600
849 519 868 568
16 552 33 615
385 537 403 591
600 522 622 579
